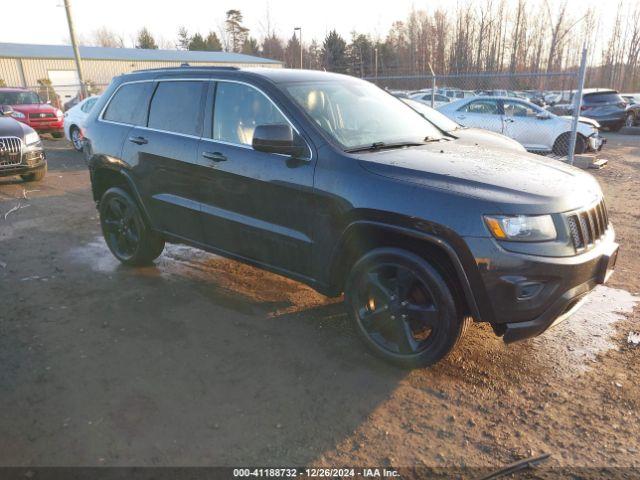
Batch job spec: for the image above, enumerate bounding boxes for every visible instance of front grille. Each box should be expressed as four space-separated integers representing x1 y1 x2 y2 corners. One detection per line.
0 136 23 168
29 112 55 119
567 199 609 250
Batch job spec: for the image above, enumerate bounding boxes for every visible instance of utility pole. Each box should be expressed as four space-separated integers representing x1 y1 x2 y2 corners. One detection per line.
294 27 302 69
63 0 86 98
568 46 588 165
374 47 378 83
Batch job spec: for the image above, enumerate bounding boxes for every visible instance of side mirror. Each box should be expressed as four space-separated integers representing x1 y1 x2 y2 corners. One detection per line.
252 124 306 157
0 105 14 116
536 112 551 120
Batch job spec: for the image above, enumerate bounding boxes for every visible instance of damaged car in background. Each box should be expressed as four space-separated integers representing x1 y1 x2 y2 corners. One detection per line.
438 96 605 156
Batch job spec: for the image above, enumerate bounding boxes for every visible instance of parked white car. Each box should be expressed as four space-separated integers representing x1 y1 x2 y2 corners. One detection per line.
401 98 526 152
437 96 605 155
63 95 100 151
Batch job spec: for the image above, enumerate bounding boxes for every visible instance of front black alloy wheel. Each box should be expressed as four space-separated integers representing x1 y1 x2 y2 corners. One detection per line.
99 187 165 266
346 248 469 368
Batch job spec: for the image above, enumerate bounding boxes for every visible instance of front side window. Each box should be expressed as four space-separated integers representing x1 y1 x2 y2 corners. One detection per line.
213 82 289 146
460 99 500 115
284 79 442 150
148 81 205 136
103 82 153 125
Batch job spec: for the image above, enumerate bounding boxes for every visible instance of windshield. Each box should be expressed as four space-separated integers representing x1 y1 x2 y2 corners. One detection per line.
284 79 442 150
402 98 460 132
0 91 43 105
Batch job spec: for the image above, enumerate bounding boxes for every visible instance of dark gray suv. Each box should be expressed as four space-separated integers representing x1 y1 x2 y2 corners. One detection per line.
82 67 619 368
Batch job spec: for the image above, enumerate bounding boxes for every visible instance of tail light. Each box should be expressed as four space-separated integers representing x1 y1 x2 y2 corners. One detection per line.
617 102 627 108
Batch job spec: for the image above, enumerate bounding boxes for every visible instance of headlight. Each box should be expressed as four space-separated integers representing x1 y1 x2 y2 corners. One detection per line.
10 111 26 119
484 214 557 242
24 131 41 146
55 109 63 119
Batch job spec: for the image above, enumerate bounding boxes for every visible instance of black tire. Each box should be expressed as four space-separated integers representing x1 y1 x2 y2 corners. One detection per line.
51 131 64 139
625 113 636 128
70 126 83 151
552 132 586 156
99 187 165 266
345 247 470 369
20 164 47 182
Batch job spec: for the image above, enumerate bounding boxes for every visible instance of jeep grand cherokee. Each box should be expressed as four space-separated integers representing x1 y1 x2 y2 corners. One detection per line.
82 67 618 368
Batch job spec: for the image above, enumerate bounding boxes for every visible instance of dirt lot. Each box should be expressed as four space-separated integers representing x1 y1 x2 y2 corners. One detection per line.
0 135 639 475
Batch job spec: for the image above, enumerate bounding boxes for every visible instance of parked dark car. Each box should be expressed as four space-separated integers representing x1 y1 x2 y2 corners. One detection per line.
549 89 628 131
83 67 619 368
0 105 47 182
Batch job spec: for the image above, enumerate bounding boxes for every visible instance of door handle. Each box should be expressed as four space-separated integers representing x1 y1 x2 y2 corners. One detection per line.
457 115 466 120
503 118 515 123
202 151 227 162
128 136 148 145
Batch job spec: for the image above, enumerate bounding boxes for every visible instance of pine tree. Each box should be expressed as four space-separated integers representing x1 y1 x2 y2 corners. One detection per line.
136 27 158 49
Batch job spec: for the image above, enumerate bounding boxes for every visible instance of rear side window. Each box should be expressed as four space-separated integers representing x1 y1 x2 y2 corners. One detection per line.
583 92 624 104
103 82 153 125
148 81 206 136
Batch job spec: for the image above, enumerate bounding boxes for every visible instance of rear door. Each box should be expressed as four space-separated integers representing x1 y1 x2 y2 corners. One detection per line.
453 98 503 133
197 80 316 277
122 79 208 243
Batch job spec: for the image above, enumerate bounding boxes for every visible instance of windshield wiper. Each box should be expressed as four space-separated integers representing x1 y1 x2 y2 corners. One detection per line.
345 139 434 153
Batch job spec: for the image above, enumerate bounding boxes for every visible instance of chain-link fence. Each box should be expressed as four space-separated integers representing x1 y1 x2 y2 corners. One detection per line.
364 65 596 163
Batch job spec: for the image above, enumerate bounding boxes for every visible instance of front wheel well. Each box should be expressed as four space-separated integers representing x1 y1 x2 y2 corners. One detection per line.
331 225 471 317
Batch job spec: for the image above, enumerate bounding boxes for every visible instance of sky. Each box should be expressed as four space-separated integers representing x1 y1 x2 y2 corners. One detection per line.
1 0 624 49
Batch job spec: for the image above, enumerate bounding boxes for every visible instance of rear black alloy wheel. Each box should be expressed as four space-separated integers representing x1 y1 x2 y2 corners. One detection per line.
346 248 468 368
99 187 165 266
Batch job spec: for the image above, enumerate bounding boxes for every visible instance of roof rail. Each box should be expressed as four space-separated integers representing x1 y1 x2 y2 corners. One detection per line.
131 65 241 73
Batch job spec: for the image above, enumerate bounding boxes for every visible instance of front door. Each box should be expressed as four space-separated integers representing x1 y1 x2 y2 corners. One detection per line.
454 98 503 134
501 99 548 151
123 79 208 243
197 80 316 277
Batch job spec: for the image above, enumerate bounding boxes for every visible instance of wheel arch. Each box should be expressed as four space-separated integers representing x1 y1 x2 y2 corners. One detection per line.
90 164 153 227
327 220 483 322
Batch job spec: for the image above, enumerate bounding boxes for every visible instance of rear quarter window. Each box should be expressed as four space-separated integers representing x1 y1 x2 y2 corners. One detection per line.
102 82 154 125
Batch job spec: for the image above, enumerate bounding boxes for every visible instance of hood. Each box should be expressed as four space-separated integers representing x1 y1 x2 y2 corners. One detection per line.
11 103 58 114
453 128 526 152
560 115 600 129
0 116 33 138
354 142 602 214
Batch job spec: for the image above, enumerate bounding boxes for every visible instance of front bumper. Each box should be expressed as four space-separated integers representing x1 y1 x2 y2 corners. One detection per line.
587 134 606 152
502 240 618 342
15 117 64 133
0 153 46 178
463 230 618 342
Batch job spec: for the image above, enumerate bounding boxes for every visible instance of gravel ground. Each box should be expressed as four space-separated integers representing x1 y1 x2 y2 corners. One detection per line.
0 135 638 476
